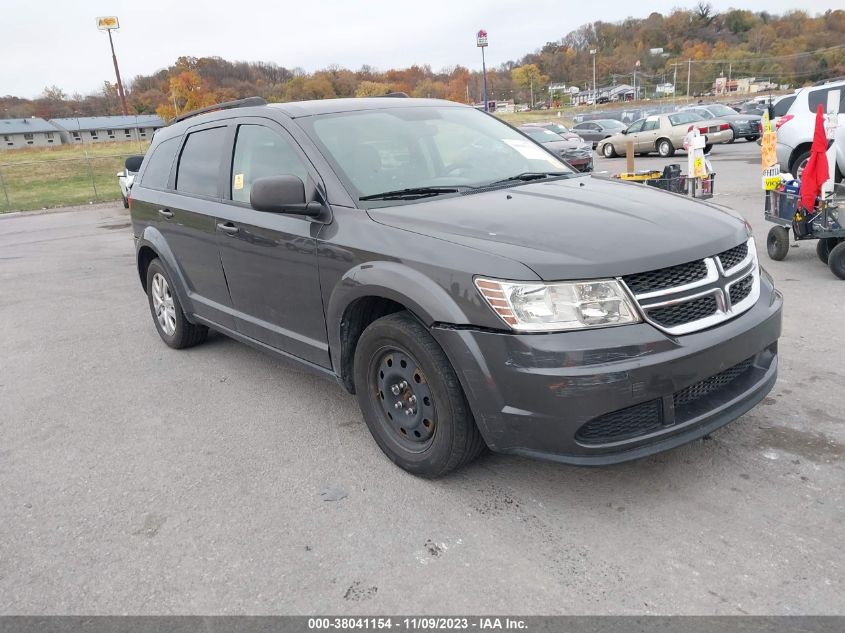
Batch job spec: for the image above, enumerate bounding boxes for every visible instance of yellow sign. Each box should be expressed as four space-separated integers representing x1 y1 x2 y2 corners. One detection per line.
692 156 707 179
233 173 244 190
96 16 120 30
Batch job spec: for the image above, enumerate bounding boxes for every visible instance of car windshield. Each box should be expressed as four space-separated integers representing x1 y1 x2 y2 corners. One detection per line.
707 104 736 117
668 112 704 126
302 106 572 202
544 123 570 134
521 127 564 142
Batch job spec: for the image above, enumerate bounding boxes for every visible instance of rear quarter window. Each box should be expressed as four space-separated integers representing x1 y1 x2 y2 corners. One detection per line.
140 137 179 189
807 87 845 114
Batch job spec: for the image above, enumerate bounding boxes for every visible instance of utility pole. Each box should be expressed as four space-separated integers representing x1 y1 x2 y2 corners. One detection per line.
96 17 129 115
672 63 678 106
529 76 534 108
687 58 692 98
590 49 597 111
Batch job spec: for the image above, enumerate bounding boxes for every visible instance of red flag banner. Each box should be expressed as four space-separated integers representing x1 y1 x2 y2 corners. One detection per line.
799 104 829 212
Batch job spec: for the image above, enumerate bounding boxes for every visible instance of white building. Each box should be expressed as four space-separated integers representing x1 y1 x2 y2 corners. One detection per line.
1 118 62 150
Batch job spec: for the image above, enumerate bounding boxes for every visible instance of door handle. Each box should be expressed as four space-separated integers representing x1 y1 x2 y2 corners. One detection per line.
217 222 239 235
157 208 173 219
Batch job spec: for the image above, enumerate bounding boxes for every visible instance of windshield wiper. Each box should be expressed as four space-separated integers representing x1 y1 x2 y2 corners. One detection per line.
482 172 571 188
359 186 462 201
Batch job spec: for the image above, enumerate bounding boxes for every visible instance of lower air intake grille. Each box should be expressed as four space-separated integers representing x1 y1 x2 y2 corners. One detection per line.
575 399 662 445
674 357 755 409
648 295 718 328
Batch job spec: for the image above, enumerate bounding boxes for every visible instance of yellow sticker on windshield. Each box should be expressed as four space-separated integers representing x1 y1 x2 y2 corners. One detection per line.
233 173 244 190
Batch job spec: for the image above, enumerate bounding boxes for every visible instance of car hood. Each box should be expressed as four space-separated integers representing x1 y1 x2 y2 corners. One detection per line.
366 176 749 280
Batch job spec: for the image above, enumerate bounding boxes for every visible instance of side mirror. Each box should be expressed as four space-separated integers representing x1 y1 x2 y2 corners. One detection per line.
621 129 628 135
250 175 321 216
116 170 126 178
125 155 144 172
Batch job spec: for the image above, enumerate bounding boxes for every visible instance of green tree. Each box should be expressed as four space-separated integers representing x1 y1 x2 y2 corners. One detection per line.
511 64 548 105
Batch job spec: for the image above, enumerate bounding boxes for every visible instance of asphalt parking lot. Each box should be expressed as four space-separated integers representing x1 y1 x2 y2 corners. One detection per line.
1 141 843 615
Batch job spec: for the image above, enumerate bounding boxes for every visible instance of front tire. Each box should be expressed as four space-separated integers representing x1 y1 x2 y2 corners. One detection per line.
602 143 617 158
828 241 845 280
353 312 485 477
146 259 208 349
766 226 790 261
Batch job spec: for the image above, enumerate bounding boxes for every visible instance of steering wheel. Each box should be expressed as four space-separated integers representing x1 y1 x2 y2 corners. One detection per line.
441 162 475 176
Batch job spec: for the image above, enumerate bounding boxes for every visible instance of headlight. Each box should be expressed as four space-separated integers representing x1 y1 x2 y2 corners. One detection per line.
475 278 641 332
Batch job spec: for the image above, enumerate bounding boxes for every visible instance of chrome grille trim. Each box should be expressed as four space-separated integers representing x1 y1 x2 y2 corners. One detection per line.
620 237 759 336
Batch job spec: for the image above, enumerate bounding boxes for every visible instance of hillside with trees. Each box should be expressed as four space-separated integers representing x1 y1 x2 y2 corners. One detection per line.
2 5 844 120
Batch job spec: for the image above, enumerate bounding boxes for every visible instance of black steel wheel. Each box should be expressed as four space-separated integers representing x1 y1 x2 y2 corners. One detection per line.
816 238 839 265
766 226 790 261
353 311 486 477
828 241 845 280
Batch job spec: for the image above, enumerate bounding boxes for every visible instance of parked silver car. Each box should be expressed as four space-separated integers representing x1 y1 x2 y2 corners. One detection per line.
776 79 844 179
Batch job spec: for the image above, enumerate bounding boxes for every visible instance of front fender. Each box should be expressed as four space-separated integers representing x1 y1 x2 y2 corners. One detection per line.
325 261 474 373
136 226 196 317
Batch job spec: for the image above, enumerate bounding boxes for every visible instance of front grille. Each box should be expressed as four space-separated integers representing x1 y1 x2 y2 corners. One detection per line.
718 242 748 271
674 357 755 409
575 399 662 445
648 295 718 328
729 274 753 305
622 259 708 295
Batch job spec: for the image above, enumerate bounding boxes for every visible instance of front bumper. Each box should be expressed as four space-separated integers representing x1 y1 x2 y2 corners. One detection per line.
432 275 782 465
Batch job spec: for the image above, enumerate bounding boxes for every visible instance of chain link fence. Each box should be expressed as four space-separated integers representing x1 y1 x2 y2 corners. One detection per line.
0 141 150 213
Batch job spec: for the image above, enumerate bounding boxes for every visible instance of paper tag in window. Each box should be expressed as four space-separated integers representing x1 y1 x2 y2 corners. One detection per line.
233 173 244 190
503 139 558 163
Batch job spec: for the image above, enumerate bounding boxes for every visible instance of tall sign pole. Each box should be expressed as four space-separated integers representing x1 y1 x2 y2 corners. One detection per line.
97 16 129 115
477 29 489 112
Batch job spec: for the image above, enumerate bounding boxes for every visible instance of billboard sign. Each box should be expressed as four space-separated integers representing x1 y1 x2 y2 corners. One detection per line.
476 29 488 47
96 16 120 30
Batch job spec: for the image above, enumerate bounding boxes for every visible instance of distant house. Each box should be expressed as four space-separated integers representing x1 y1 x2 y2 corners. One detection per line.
50 115 165 144
0 118 62 150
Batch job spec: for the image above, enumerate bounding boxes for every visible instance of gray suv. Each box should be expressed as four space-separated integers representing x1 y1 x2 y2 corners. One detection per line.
777 79 844 179
130 96 782 477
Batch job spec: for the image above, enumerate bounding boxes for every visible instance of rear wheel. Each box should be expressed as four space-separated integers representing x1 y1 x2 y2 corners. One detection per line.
353 311 485 477
766 226 790 261
657 138 675 157
745 135 759 142
790 149 811 180
816 238 839 264
828 241 845 280
146 259 208 349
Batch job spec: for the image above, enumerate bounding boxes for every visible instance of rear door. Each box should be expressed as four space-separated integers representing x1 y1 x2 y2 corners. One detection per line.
214 118 330 368
637 117 660 152
134 124 236 329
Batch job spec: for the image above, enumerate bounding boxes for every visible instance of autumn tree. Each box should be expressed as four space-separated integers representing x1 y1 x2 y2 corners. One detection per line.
511 64 549 105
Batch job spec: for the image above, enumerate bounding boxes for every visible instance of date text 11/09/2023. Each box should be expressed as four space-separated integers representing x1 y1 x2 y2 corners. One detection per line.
307 618 528 630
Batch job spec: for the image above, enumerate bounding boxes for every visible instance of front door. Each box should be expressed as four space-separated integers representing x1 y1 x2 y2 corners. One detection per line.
215 120 330 368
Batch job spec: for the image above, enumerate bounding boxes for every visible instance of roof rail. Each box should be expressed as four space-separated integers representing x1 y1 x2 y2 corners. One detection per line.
173 96 267 124
812 76 845 86
375 92 409 98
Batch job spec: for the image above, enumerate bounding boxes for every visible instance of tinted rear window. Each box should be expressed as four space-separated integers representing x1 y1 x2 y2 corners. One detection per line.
773 95 795 117
176 127 228 197
141 137 179 189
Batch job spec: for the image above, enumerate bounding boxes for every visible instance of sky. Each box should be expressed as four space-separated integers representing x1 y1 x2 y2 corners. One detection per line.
1 0 831 99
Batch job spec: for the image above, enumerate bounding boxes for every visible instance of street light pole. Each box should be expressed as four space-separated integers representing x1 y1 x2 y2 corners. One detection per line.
97 17 129 115
477 29 489 112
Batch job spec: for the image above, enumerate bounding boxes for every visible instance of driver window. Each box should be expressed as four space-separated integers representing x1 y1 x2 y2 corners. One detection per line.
231 125 308 203
627 120 645 134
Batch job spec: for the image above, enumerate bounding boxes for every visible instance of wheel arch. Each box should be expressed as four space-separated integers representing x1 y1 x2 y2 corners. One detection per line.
135 227 195 316
789 142 812 173
327 262 471 393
